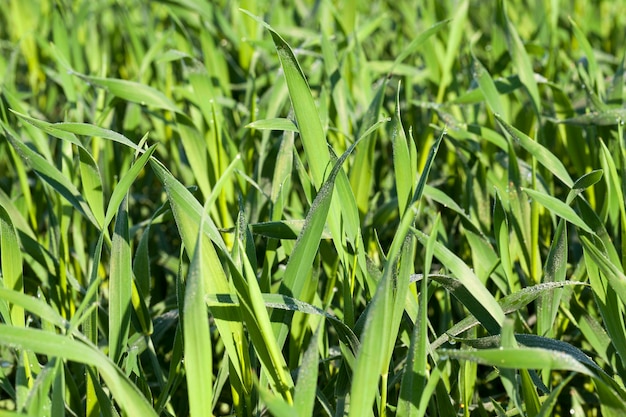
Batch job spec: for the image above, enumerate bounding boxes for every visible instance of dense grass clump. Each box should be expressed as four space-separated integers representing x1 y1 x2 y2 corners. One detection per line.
2 1 626 416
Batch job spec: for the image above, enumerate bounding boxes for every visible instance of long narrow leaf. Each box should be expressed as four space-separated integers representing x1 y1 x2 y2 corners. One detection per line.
0 326 157 417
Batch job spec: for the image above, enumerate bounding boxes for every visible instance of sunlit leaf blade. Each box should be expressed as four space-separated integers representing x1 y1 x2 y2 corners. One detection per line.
246 118 298 132
10 110 142 151
431 281 587 349
148 158 249 388
271 121 372 347
498 0 541 114
397 215 440 417
348 130 444 417
537 220 567 338
581 237 626 308
495 114 574 188
73 73 180 114
392 87 412 215
4 127 101 229
207 293 359 354
0 205 24 327
183 217 213 417
109 195 132 364
0 288 66 330
521 187 592 233
293 325 322 416
439 347 593 376
471 52 504 117
242 9 360 245
414 231 505 334
77 147 105 228
556 109 626 126
0 326 157 417
104 143 157 228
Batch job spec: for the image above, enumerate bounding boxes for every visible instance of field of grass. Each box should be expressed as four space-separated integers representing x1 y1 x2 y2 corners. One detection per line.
2 0 626 416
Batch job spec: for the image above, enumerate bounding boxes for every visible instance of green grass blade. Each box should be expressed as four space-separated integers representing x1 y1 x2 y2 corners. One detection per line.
232 226 295 402
183 214 213 417
498 0 541 114
0 326 157 416
101 139 156 229
537 220 567 338
0 288 66 330
392 87 413 215
73 73 180 114
207 293 359 354
439 347 593 376
495 114 573 188
0 205 24 327
243 10 360 246
569 17 601 94
431 281 587 349
348 130 444 417
536 374 575 417
522 187 592 233
397 215 440 417
10 111 142 152
77 147 105 228
148 158 251 394
3 127 100 229
293 324 322 416
471 51 504 117
271 122 377 345
246 118 298 132
414 230 505 335
581 236 626 307
436 0 468 102
108 195 132 364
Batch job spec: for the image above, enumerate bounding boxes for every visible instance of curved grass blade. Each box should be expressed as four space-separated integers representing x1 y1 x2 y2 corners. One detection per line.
439 347 592 376
495 114 573 188
522 187 592 233
72 73 180 114
397 215 440 417
581 237 626 307
0 326 157 417
471 51 504 117
0 288 67 330
537 374 575 417
207 293 359 354
569 17 601 94
537 219 567 339
148 159 249 388
414 230 505 335
431 281 588 349
392 86 413 215
4 127 101 230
